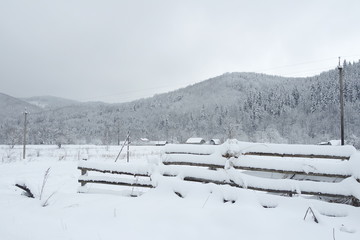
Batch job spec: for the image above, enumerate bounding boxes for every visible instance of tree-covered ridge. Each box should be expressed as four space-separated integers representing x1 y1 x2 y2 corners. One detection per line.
1 61 360 148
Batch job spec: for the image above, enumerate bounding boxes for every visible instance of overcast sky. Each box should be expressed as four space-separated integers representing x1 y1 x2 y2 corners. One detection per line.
1 0 360 103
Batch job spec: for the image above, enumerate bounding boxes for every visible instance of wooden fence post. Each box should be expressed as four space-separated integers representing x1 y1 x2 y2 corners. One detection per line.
81 159 88 187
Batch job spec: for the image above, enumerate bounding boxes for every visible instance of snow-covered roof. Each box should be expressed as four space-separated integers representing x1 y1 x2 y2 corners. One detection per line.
186 138 205 144
149 141 167 146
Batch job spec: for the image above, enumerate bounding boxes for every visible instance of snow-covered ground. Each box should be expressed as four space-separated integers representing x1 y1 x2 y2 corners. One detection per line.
1 144 359 240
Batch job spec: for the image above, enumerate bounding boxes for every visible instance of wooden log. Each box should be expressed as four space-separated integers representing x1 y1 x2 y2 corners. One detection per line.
182 176 357 200
78 179 153 188
78 166 150 177
15 183 34 198
231 165 351 179
165 152 212 156
242 152 350 160
163 161 223 169
162 161 354 180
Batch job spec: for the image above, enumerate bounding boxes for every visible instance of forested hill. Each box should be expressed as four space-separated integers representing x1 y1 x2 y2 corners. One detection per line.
1 61 360 148
0 93 41 119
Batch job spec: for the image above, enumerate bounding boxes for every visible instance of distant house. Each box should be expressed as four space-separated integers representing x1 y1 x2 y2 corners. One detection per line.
136 138 167 146
210 139 221 145
186 138 206 144
150 141 168 146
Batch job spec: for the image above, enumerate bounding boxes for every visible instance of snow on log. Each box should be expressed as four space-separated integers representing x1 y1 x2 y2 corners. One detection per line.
220 139 356 160
243 152 350 160
164 144 218 155
78 161 152 177
78 175 154 188
162 154 357 180
172 167 360 201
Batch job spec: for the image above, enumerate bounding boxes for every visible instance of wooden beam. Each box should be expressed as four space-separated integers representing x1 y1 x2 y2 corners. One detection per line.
164 151 350 160
242 152 350 160
182 176 357 200
231 165 351 179
78 166 150 177
163 161 223 169
165 152 212 156
162 161 354 180
78 179 153 188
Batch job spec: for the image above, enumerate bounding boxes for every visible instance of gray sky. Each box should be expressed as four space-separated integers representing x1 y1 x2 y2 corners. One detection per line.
1 0 360 103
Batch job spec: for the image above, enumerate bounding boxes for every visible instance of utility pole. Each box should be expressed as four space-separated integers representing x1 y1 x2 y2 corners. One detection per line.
23 109 28 159
117 118 120 146
114 131 130 162
338 57 345 146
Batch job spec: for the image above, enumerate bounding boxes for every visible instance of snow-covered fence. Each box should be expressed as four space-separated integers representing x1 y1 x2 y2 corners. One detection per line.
77 140 360 206
78 161 153 188
163 140 360 206
163 159 355 180
219 140 356 160
165 166 359 200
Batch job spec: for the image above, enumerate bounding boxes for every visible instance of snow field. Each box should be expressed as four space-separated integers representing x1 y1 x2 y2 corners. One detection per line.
0 144 360 240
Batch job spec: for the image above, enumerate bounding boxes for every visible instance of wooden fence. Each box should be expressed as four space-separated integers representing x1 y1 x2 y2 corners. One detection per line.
78 142 360 206
78 161 153 189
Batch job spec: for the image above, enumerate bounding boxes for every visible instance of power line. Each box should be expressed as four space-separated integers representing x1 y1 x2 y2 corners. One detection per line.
275 66 337 78
251 57 336 73
250 55 360 76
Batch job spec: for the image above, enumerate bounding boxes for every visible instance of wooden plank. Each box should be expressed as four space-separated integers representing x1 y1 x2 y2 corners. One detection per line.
165 151 350 160
162 161 354 180
78 179 153 188
165 152 212 156
243 152 350 160
182 176 357 200
163 161 223 169
78 166 150 177
232 165 351 179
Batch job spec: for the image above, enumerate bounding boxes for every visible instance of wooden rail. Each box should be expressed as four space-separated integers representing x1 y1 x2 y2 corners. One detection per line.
77 166 150 177
181 176 359 206
78 163 152 188
78 175 153 188
165 151 350 160
165 152 212 156
242 152 350 161
162 161 356 180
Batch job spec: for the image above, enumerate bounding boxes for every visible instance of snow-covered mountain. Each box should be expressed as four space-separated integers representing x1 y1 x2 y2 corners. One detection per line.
1 61 360 147
22 95 80 109
0 92 42 119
